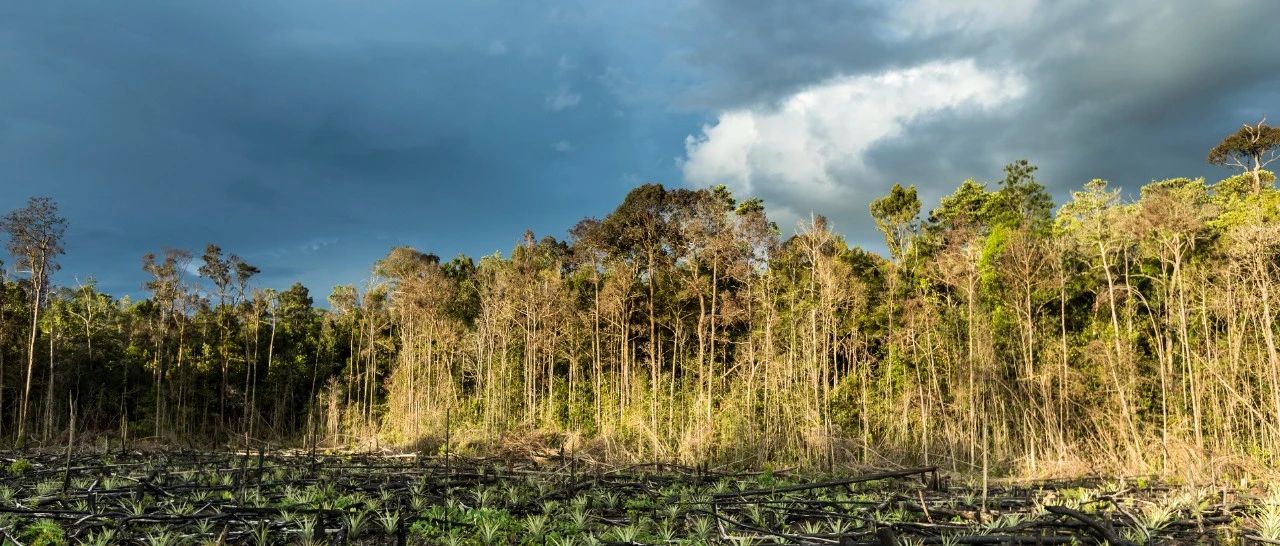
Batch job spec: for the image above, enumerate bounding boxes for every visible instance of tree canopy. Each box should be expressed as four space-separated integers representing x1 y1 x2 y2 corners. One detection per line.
2 144 1280 475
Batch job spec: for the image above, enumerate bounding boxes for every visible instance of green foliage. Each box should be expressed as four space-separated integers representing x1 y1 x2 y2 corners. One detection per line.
6 459 32 476
978 225 1011 291
870 183 921 261
1207 120 1280 171
20 519 65 546
989 160 1053 229
7 131 1280 477
1215 169 1276 199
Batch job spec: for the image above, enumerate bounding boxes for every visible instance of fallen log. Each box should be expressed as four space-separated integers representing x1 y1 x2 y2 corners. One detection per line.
714 467 938 499
1044 505 1138 546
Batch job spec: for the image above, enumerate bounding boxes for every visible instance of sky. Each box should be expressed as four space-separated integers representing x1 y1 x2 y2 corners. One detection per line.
2 0 1278 299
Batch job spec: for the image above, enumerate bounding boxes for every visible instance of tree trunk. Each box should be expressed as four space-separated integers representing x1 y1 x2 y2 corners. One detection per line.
18 267 43 442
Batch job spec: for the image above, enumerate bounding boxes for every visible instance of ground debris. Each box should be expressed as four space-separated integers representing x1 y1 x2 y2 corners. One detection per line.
0 450 1263 544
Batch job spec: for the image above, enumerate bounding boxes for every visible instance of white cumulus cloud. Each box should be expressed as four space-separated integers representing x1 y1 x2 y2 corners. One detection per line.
680 59 1026 229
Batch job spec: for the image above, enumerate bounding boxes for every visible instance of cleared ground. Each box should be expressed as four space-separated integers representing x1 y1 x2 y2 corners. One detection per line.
0 450 1271 544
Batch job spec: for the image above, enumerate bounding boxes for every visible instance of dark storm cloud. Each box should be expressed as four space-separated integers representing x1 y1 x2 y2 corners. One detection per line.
873 0 1280 222
2 1 1275 294
225 179 286 210
676 0 1280 247
674 0 904 108
0 1 696 296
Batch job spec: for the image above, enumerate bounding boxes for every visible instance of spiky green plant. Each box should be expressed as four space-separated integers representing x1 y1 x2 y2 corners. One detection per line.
1255 494 1280 541
378 509 400 535
409 479 426 497
34 479 61 496
297 515 319 539
168 501 193 516
569 503 590 531
194 518 215 535
744 503 764 526
504 482 523 505
477 515 503 546
344 509 371 539
82 528 116 546
827 517 853 534
141 530 179 546
983 512 1026 534
601 490 620 510
475 487 494 509
250 522 273 546
524 513 548 539
656 518 677 542
661 503 680 520
546 535 574 546
609 523 641 543
121 497 149 516
442 530 466 546
1120 526 1148 545
690 516 714 540
797 520 824 535
1141 499 1178 532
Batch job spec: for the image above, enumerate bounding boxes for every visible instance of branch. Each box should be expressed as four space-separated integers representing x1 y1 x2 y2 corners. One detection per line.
1044 505 1138 546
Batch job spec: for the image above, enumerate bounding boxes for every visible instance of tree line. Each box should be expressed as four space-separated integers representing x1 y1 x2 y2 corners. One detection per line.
1 122 1278 474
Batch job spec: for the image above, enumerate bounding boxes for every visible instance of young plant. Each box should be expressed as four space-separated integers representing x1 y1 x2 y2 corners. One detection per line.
476 516 504 546
344 509 371 539
250 522 273 546
690 516 714 540
1254 494 1280 541
378 509 401 535
7 458 32 476
82 528 116 546
21 519 65 546
609 523 641 544
523 513 549 539
142 530 180 546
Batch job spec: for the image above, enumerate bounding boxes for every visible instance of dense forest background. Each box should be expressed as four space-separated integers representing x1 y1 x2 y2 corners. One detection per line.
2 124 1279 477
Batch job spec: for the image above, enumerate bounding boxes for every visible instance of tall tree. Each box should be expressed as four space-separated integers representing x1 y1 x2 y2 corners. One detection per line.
870 184 921 264
989 160 1053 229
142 248 192 437
1 197 67 441
198 244 234 431
1208 119 1280 194
869 184 921 399
601 184 677 456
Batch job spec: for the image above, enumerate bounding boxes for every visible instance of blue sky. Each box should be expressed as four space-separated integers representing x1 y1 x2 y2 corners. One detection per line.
2 1 1278 298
